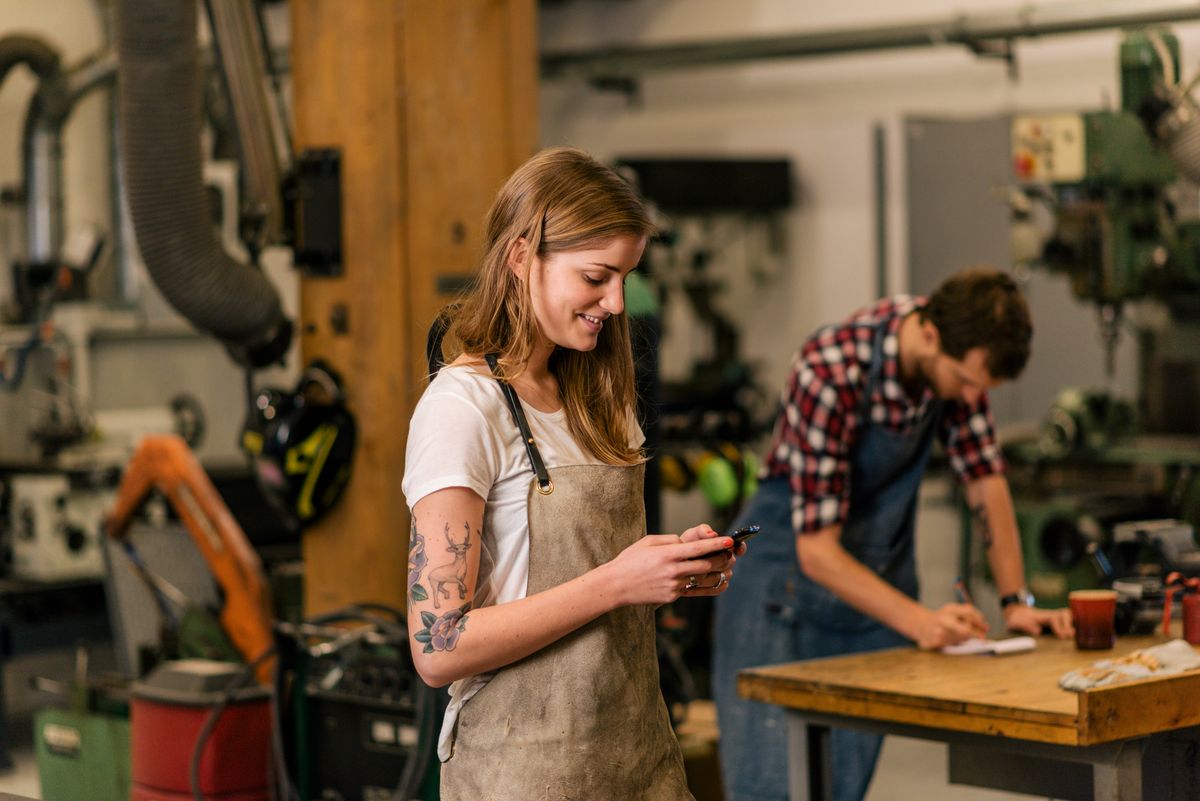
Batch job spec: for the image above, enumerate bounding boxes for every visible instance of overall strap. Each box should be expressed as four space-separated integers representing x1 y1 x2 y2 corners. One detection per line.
484 353 554 495
856 320 892 422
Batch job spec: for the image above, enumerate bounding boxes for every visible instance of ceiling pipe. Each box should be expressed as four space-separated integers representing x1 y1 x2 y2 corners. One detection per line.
542 0 1200 81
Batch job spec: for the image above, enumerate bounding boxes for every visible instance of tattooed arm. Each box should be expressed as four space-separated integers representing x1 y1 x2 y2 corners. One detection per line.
407 486 735 688
966 474 1072 638
966 474 1024 599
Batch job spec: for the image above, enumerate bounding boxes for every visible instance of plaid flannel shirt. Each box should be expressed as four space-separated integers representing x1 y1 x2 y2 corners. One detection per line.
763 295 1006 535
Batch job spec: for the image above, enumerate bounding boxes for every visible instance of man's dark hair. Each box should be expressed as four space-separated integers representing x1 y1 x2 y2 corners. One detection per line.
920 267 1031 380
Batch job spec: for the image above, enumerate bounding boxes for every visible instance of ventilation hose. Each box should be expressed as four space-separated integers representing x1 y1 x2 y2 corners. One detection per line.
115 0 292 368
0 35 60 86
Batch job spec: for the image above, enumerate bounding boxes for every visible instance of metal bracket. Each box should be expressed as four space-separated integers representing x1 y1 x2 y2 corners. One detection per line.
963 36 1019 81
587 75 642 108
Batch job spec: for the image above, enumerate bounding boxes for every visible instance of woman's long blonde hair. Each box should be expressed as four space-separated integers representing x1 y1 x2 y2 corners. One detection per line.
442 147 654 466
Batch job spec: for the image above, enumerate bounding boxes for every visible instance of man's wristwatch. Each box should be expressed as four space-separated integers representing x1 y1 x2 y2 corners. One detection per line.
999 587 1036 610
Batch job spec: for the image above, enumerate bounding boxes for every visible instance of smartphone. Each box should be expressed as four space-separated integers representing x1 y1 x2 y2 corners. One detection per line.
730 524 761 546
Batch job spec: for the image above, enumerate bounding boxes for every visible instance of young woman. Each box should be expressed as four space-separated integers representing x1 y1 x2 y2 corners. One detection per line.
403 147 739 800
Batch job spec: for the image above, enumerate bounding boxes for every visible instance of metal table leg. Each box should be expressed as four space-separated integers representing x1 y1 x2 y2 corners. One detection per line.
787 716 833 801
1093 740 1143 801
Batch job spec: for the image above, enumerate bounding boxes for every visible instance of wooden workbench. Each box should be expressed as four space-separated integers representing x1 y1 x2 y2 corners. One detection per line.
739 633 1200 801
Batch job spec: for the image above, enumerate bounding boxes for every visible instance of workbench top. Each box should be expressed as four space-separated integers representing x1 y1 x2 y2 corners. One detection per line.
738 633 1200 746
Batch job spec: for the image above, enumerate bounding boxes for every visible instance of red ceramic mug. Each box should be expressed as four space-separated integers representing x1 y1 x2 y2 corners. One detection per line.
1069 589 1117 650
1184 594 1200 645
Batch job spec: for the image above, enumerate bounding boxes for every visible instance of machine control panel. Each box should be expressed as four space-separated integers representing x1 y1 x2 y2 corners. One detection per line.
1012 113 1086 183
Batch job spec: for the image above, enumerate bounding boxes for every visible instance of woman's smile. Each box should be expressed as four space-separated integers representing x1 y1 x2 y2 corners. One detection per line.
579 312 606 333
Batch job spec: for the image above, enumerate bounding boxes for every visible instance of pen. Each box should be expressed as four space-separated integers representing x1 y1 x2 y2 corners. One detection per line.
953 577 974 606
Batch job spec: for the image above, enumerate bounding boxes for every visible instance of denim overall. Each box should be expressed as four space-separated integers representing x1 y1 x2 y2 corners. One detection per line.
713 320 942 801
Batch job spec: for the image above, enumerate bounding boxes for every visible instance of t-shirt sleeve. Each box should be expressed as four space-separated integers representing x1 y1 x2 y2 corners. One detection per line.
403 389 505 510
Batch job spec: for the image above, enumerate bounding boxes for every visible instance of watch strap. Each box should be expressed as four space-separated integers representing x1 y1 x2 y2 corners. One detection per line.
1000 588 1034 609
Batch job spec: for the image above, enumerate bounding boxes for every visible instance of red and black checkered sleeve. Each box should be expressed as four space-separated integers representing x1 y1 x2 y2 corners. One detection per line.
939 394 1006 482
774 334 863 535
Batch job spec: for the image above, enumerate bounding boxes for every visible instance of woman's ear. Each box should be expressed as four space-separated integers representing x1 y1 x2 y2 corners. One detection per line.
506 237 530 281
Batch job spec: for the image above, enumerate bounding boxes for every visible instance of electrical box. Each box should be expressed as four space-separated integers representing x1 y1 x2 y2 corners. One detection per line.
1012 114 1086 183
8 475 113 582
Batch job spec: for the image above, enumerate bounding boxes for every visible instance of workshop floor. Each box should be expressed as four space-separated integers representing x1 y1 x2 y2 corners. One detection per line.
867 738 1029 800
0 742 38 800
0 736 1035 801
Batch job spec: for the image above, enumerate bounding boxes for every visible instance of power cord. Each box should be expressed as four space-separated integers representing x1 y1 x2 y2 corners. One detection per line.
189 647 277 801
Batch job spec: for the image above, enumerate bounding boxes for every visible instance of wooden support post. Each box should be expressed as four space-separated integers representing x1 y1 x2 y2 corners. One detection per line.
290 1 537 615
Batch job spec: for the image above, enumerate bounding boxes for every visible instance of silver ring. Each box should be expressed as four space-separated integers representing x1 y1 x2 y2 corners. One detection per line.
685 576 699 590
705 572 727 590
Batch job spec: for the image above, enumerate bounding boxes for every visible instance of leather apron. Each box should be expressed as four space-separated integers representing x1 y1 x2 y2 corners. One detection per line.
441 463 693 801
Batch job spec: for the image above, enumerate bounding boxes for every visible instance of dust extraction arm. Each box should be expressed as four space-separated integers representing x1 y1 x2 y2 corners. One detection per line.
114 0 292 369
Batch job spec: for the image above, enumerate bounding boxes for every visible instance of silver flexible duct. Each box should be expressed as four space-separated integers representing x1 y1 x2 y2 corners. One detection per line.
115 0 291 368
205 0 288 252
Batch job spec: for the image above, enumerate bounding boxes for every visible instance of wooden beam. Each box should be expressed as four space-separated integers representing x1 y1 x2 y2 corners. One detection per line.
290 1 537 615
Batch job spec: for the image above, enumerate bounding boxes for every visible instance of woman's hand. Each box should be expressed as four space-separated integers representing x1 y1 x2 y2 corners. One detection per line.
678 522 744 594
602 529 737 606
680 523 748 559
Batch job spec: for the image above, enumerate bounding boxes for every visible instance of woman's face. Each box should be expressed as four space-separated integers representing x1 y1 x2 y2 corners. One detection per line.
526 233 647 353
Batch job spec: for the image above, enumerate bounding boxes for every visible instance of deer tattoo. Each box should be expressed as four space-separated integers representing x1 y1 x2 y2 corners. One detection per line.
429 523 472 609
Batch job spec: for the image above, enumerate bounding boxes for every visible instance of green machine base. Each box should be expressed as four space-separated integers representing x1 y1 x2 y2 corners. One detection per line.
34 706 131 801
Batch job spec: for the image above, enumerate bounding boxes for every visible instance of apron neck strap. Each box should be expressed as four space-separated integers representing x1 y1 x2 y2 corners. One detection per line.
485 353 554 495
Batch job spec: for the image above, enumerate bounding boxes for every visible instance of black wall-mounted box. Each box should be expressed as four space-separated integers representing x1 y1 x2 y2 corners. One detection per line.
615 157 793 213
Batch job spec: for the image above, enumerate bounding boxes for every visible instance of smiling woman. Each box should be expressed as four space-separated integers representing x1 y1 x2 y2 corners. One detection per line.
525 235 645 362
402 147 743 801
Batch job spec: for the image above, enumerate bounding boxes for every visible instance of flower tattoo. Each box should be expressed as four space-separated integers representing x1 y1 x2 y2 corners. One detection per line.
414 604 469 654
408 525 429 602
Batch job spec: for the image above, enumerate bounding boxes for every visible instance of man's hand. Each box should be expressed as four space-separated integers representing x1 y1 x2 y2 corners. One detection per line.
1004 604 1073 638
912 603 990 650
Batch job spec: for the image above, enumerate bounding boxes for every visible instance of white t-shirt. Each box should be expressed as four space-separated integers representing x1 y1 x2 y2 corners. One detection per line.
402 363 643 760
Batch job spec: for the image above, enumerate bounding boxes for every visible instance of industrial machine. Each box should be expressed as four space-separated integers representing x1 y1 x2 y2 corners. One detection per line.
1013 28 1200 425
105 434 275 685
32 646 132 801
997 26 1200 604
